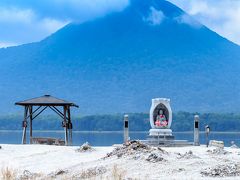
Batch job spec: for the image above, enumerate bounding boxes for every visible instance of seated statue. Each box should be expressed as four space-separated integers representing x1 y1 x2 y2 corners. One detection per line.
155 110 168 128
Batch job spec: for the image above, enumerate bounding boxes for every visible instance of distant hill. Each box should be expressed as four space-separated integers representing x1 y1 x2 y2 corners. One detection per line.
0 0 240 115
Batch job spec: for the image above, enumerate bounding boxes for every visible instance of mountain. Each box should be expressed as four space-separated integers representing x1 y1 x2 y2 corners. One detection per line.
0 0 240 115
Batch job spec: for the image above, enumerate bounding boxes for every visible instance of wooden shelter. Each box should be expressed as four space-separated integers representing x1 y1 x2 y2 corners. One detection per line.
15 95 79 145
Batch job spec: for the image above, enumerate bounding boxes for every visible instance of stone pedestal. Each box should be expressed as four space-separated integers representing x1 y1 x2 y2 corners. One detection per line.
149 128 173 136
148 129 174 140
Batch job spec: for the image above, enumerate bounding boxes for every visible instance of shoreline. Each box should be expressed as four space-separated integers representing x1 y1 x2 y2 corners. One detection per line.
1 130 240 134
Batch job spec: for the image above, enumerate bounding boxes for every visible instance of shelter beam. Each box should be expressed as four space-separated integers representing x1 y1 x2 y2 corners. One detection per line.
26 106 41 120
49 106 64 120
32 106 48 120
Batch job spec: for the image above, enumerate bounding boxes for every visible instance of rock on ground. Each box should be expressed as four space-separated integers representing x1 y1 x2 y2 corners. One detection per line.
201 164 240 177
76 142 94 152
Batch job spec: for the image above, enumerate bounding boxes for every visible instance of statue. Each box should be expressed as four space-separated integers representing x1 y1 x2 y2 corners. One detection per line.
155 109 168 128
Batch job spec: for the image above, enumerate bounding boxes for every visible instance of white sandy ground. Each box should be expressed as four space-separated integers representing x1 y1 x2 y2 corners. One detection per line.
0 144 240 179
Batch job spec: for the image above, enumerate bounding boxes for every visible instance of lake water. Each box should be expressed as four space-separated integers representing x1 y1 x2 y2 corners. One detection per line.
0 131 239 147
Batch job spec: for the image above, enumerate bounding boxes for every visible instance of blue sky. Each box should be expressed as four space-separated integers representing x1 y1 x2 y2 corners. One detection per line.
0 0 129 47
0 0 239 47
169 0 240 46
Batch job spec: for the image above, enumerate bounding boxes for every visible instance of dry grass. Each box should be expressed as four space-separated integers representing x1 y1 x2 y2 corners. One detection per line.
72 166 107 179
1 167 16 180
111 165 126 180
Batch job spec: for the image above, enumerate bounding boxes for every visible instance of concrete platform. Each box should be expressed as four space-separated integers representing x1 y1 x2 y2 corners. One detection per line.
141 139 193 147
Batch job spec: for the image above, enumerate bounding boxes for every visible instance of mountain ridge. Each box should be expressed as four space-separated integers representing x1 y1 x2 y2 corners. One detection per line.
0 0 240 115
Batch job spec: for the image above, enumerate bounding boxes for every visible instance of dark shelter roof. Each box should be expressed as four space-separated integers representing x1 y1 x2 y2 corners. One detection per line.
15 95 79 107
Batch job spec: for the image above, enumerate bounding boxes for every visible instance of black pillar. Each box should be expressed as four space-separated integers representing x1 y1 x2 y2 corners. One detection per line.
64 106 68 145
29 106 33 144
22 106 28 144
67 106 72 145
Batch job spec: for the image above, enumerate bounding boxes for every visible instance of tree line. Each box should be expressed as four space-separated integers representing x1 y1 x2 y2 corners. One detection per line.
0 112 240 132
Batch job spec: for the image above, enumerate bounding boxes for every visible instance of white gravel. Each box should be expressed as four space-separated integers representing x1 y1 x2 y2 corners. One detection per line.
0 143 240 179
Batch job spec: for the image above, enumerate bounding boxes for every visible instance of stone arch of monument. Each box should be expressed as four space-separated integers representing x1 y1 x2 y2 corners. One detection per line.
150 98 172 129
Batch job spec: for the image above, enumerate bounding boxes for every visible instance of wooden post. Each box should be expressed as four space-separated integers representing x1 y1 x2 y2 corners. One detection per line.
22 106 28 144
29 106 33 144
64 106 68 145
67 106 72 145
205 125 210 147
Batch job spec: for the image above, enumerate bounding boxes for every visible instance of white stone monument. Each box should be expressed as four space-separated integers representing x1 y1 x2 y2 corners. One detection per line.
194 115 200 146
149 98 173 138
